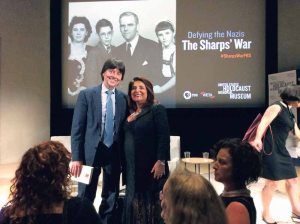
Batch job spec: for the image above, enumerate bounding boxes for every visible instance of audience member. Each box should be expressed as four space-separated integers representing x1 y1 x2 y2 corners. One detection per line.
251 85 300 223
213 138 261 224
123 77 170 224
160 168 227 224
0 141 100 224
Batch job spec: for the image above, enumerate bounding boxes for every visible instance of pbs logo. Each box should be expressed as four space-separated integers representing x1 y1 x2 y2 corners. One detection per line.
183 91 192 100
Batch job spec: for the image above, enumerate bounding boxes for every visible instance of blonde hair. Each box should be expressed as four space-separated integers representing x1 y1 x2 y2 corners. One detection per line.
165 168 227 224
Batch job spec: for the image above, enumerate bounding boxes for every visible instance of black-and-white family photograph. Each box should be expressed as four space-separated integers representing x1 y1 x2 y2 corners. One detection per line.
63 0 176 108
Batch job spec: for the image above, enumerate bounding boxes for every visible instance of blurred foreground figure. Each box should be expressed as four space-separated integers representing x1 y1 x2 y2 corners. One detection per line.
160 168 227 224
0 140 100 224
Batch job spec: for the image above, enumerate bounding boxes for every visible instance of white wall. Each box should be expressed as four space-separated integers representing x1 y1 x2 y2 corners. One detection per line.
0 0 50 164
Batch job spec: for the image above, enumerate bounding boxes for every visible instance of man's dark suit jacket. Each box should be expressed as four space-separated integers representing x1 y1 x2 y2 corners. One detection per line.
71 84 127 166
115 35 162 92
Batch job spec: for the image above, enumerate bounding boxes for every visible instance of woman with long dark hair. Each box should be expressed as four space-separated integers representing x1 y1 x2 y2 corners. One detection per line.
123 77 170 224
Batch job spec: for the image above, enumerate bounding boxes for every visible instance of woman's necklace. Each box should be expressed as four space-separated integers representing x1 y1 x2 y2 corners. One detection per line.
221 188 251 197
131 111 140 116
127 110 141 122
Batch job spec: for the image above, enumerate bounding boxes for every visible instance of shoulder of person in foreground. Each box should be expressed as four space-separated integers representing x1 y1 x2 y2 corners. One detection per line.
0 207 9 224
66 197 100 224
226 201 250 224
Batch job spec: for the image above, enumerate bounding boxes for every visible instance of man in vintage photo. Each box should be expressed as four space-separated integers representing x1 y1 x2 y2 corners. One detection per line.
96 19 116 55
85 19 116 87
116 11 162 88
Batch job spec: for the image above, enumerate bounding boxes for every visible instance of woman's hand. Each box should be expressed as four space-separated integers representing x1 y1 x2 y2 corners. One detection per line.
250 138 263 152
151 160 165 179
70 161 82 177
250 104 281 152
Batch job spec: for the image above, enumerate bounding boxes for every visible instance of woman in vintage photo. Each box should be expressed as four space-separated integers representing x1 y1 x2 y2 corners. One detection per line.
67 16 92 96
153 20 176 107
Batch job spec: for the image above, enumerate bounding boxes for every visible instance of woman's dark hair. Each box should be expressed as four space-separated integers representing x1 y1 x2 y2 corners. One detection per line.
128 77 155 112
3 141 71 223
155 20 175 35
213 138 261 187
279 85 300 102
101 58 125 80
68 16 92 42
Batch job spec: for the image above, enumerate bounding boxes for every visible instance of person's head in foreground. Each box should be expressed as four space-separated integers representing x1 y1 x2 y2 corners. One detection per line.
2 141 71 223
160 168 227 224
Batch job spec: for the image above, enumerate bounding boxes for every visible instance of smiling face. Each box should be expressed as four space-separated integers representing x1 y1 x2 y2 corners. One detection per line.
102 68 122 90
98 26 113 47
130 80 148 106
157 28 175 48
119 15 138 42
213 148 233 185
71 23 87 43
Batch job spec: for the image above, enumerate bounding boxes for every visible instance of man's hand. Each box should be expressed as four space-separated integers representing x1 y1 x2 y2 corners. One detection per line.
70 161 83 177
